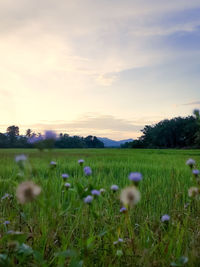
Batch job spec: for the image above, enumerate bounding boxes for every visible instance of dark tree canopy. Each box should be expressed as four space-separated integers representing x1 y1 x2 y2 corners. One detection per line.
6 125 19 147
123 114 200 149
0 127 104 149
26 129 32 137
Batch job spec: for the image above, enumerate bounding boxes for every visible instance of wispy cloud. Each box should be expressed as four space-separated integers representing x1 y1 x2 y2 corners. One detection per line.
129 20 200 37
183 101 200 106
26 115 143 135
0 114 145 139
96 73 119 86
1 0 200 86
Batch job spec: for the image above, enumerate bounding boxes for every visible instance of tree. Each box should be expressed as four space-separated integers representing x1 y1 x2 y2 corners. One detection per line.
0 133 8 148
85 136 104 148
193 109 200 147
26 129 32 137
130 116 199 149
6 125 19 147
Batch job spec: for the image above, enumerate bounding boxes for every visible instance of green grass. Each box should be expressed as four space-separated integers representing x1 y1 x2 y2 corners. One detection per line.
0 148 200 266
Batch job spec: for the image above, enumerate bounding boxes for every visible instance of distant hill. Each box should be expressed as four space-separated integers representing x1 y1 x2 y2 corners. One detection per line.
97 137 133 147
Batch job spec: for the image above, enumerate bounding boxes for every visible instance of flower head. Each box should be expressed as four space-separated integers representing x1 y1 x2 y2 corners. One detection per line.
78 159 84 165
64 183 71 189
44 130 57 140
120 186 141 207
3 221 10 225
192 169 200 177
186 158 195 168
188 187 199 197
15 154 27 163
84 166 92 176
100 188 106 194
91 189 100 196
120 207 127 213
84 195 93 204
1 193 11 200
62 173 69 179
129 172 143 183
161 214 170 222
111 185 119 192
16 181 41 204
50 161 57 167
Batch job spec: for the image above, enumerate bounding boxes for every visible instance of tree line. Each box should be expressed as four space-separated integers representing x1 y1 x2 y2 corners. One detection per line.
122 110 200 149
0 126 104 148
1 110 200 149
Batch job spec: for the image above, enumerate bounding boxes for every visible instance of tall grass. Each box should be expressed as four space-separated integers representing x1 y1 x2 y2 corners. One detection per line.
0 149 199 266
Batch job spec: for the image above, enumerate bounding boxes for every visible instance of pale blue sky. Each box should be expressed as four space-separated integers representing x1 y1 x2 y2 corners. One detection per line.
0 0 200 139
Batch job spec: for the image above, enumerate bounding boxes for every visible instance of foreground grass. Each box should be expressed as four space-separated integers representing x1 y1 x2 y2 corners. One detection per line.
0 148 200 266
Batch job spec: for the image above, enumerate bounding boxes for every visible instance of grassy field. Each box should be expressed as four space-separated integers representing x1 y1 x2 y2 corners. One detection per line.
0 148 200 266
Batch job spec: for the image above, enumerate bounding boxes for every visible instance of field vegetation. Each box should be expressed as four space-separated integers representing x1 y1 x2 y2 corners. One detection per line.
0 148 200 266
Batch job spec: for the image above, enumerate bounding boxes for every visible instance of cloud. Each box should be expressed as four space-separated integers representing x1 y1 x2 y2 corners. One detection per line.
129 20 200 37
183 101 200 106
1 0 200 87
29 115 142 132
0 114 144 139
0 113 189 139
96 73 118 86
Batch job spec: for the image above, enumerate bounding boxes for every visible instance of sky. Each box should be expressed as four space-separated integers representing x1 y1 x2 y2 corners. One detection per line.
0 0 200 140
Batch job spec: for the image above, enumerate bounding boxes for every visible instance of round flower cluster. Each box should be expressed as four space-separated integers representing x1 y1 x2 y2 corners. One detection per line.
120 207 127 213
120 186 141 207
15 154 27 163
161 214 170 222
16 181 41 204
186 158 200 198
188 187 199 198
192 169 200 178
91 189 100 196
44 130 57 140
111 185 119 192
62 173 69 179
84 166 92 176
78 159 84 165
84 195 93 204
50 161 57 167
1 193 12 200
64 183 71 189
186 158 196 168
129 172 143 183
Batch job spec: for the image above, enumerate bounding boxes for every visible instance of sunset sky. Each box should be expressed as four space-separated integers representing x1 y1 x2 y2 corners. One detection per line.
0 0 200 140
